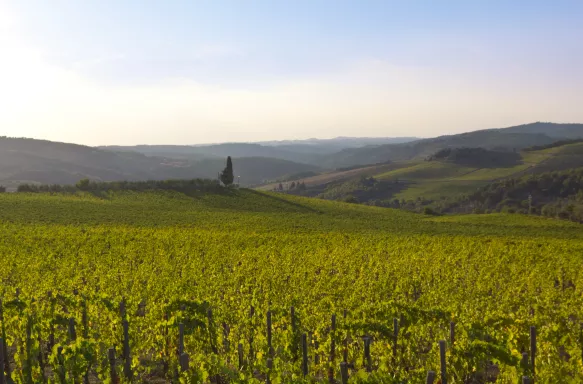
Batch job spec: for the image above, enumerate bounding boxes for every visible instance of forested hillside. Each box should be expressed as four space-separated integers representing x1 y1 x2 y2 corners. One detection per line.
441 167 583 221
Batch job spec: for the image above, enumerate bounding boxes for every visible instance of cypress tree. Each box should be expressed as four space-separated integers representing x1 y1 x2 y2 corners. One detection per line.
220 157 234 186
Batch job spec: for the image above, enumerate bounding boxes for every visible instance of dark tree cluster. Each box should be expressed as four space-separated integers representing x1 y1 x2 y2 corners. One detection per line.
523 138 583 152
440 167 583 222
426 147 521 168
17 178 223 194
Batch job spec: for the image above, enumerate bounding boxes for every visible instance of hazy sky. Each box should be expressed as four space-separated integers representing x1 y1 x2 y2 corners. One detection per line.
1 1 582 146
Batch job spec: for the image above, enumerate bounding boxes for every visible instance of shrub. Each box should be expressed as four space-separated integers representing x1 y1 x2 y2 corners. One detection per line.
423 207 439 216
344 196 359 204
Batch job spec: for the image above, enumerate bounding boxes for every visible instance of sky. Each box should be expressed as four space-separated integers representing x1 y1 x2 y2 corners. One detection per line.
1 1 582 146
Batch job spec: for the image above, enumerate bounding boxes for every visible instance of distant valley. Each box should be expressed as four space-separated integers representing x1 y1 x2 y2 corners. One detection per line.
1 122 582 196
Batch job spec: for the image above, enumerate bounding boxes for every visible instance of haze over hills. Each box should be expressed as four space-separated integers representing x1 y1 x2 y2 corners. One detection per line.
319 122 583 168
100 136 418 165
1 122 583 190
101 122 583 169
0 137 320 190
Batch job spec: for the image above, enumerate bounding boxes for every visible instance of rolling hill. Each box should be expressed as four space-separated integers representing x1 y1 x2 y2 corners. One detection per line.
318 122 583 168
3 122 583 192
502 122 583 138
0 137 320 189
100 136 418 166
274 141 583 207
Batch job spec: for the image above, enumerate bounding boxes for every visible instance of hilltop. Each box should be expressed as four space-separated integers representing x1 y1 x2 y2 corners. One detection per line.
318 122 583 168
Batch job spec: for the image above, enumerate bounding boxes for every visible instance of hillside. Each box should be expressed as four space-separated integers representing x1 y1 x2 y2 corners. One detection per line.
0 189 582 381
276 141 583 209
1 187 580 236
319 122 583 168
439 167 583 221
502 122 583 138
0 137 162 188
103 143 314 164
0 137 319 189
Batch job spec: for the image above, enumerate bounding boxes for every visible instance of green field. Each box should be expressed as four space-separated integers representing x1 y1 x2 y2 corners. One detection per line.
0 189 582 383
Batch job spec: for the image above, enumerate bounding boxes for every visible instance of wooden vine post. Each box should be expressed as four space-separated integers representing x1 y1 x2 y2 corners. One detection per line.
120 299 132 381
530 326 536 382
207 308 218 354
222 323 230 362
343 310 348 364
68 318 80 384
179 353 190 372
328 314 336 383
291 306 298 361
0 337 5 384
108 348 118 384
57 346 66 384
24 316 33 384
122 319 132 381
439 340 447 384
249 306 255 364
266 358 273 384
340 362 348 384
178 323 184 356
0 300 12 382
81 296 90 384
363 337 372 373
48 292 55 350
302 333 308 377
393 318 399 360
521 352 529 376
426 370 436 384
267 310 273 358
238 343 244 370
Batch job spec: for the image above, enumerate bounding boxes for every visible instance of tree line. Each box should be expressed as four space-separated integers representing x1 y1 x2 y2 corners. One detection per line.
15 157 237 194
437 167 583 222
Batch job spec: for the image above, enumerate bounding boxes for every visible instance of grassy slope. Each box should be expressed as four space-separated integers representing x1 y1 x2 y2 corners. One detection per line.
260 142 583 201
257 162 409 191
0 189 579 239
371 142 583 200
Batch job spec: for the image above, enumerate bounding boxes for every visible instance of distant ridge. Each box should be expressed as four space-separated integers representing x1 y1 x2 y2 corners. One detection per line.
317 122 583 168
1 122 582 190
100 136 419 165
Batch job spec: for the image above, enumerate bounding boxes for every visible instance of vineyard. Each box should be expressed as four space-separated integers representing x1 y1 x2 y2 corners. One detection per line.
0 189 582 383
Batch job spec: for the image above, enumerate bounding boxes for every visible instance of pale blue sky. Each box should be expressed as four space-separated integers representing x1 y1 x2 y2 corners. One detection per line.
1 1 582 145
